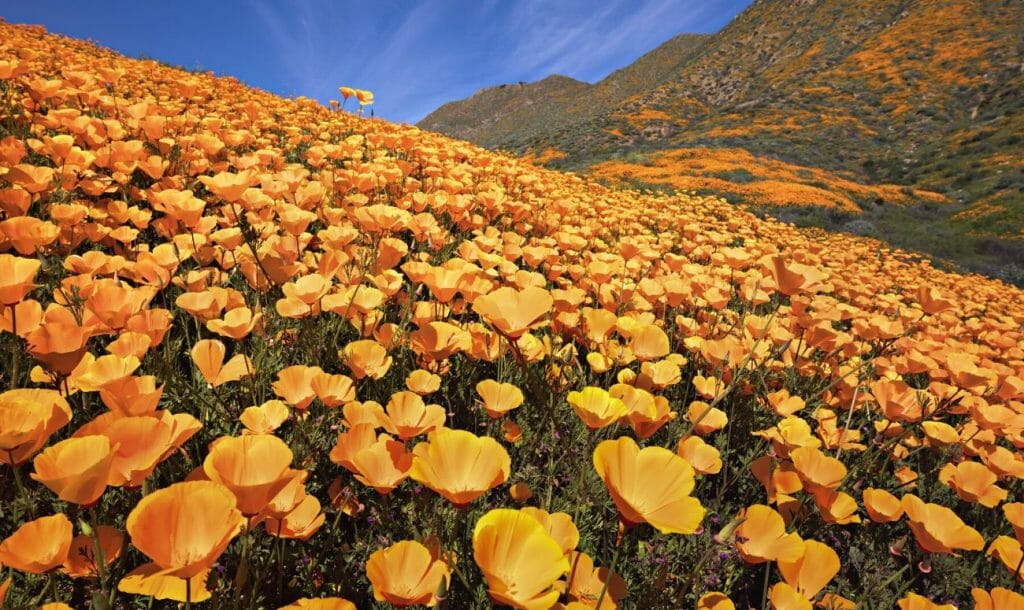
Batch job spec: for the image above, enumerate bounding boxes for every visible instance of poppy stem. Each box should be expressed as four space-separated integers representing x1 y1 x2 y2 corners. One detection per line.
233 528 250 610
89 508 110 599
854 562 911 609
185 576 192 609
759 561 771 610
7 452 35 518
8 303 18 390
276 521 285 600
594 526 626 609
30 573 54 606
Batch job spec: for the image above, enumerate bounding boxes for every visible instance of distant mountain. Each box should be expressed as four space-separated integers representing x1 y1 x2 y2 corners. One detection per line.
420 33 709 148
418 0 1024 278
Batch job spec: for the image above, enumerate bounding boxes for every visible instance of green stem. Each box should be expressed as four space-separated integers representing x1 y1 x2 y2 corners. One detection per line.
8 452 35 518
855 563 911 609
31 573 55 606
276 521 286 601
594 527 625 610
9 303 19 390
89 508 110 599
760 561 771 610
233 528 250 610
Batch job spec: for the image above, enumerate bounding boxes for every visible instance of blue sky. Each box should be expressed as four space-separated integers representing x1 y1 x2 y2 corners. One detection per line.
2 0 751 124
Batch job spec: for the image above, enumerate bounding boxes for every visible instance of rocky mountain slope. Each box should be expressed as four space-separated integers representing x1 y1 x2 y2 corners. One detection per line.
419 0 1024 280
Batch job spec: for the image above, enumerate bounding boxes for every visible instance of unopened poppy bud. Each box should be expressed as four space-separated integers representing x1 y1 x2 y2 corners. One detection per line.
714 515 745 544
79 519 94 537
435 571 448 602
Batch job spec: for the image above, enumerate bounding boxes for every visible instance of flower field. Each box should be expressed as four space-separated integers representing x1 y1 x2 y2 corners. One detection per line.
2 19 1024 609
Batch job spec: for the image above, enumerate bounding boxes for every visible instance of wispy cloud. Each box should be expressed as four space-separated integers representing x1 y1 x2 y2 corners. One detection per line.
249 0 750 123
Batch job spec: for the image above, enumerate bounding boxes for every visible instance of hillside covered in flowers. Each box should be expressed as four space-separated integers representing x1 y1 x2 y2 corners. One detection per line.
1 18 1024 609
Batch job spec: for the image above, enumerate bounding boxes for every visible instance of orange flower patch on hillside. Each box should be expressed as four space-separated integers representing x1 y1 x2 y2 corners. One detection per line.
520 147 567 165
590 147 949 211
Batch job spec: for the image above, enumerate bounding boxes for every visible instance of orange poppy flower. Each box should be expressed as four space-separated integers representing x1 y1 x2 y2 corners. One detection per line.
354 203 411 233
329 423 381 472
473 509 569 609
0 253 40 305
520 507 580 556
278 597 357 609
191 339 253 387
1005 502 1024 542
988 536 1023 581
341 339 393 380
765 389 805 416
63 525 124 578
972 588 1024 610
592 436 705 533
734 504 805 564
105 331 153 360
676 436 722 475
687 400 728 436
240 400 290 435
788 446 846 494
0 513 73 573
567 387 627 430
637 359 683 390
937 460 1008 508
0 388 72 465
118 560 212 602
626 323 670 361
768 255 827 296
342 401 386 428
509 482 533 503
276 274 331 318
472 285 553 339
862 488 904 523
0 298 41 338
25 305 94 374
125 480 244 578
870 379 924 423
778 539 839 598
71 353 141 392
698 592 735 610
0 216 59 255
409 321 472 363
419 265 466 304
897 593 955 610
405 369 442 395
366 540 450 607
207 306 261 340
198 170 256 203
380 390 446 439
78 411 201 487
31 435 116 505
502 420 523 443
901 494 984 554
563 550 627 608
476 379 525 419
203 434 296 515
151 188 206 228
262 494 325 540
692 375 725 400
272 365 321 410
350 437 414 495
311 371 357 407
99 375 164 416
410 427 511 507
